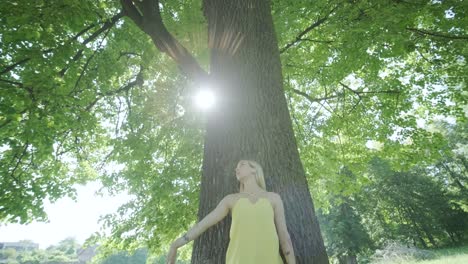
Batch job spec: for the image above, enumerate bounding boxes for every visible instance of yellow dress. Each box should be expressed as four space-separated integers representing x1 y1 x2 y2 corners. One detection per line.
226 197 284 264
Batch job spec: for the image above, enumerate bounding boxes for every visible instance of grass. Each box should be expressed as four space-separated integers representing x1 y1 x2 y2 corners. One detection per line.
376 244 468 264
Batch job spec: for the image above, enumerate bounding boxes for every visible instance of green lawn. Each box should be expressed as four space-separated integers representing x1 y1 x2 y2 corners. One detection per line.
380 244 468 264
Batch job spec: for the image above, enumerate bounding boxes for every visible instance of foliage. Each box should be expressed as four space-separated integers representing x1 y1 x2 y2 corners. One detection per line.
361 157 468 247
98 248 147 264
317 128 468 262
0 238 78 264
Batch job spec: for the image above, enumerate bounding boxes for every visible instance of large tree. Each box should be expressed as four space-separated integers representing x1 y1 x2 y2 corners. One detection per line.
1 0 465 263
1 0 329 262
117 0 329 262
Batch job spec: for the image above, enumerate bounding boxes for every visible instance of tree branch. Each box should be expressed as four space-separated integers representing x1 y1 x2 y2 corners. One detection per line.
85 65 144 111
121 0 144 27
0 78 24 87
0 58 31 76
280 4 340 54
71 26 113 94
83 11 124 46
1 12 123 77
289 84 400 114
0 79 37 102
0 109 28 130
295 38 334 44
290 87 340 103
339 82 400 96
59 11 124 76
406 27 468 40
120 0 208 82
9 141 30 186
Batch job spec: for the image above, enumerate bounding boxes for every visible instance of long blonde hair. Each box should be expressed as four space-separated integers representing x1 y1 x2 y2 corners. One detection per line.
239 160 267 192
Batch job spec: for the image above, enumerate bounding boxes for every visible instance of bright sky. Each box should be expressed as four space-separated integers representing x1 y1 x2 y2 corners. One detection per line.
0 181 133 249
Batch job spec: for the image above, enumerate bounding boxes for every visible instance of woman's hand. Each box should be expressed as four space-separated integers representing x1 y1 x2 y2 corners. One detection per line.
166 242 179 264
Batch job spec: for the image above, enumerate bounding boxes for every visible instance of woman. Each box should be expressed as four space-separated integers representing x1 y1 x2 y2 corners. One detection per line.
166 159 296 264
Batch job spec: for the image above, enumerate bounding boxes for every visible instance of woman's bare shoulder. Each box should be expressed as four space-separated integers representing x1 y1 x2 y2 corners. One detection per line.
221 193 242 211
267 191 281 198
266 192 283 207
222 193 239 205
225 193 240 199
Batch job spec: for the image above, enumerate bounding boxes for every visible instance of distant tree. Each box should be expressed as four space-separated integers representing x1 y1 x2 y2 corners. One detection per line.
358 157 468 248
99 248 147 264
0 248 18 261
44 238 80 263
317 167 374 264
432 121 468 206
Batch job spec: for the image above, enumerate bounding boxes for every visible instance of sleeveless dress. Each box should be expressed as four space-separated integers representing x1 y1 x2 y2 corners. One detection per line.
225 197 284 264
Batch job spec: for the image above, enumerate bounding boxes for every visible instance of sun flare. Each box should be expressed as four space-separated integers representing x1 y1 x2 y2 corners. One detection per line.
195 89 216 110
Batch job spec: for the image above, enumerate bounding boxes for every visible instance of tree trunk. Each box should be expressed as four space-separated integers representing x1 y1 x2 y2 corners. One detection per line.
407 204 438 248
191 0 329 263
446 230 456 244
440 161 466 193
338 254 358 264
408 215 428 248
421 226 437 247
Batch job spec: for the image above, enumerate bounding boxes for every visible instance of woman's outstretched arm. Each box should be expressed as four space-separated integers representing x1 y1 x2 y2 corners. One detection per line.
171 194 232 248
273 193 296 264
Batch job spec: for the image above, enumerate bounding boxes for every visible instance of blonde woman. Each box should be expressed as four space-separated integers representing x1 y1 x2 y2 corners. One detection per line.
166 159 296 264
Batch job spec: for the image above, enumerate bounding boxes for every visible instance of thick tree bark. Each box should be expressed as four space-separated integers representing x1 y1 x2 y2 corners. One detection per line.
191 0 329 263
338 254 358 264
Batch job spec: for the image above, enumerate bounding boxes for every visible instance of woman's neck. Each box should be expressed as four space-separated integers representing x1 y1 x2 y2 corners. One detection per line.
241 177 264 194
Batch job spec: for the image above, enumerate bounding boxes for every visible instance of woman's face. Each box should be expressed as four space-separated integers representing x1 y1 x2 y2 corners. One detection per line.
235 160 255 180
